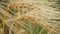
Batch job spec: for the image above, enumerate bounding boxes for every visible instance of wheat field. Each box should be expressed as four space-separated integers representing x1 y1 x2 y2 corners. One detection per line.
0 0 60 34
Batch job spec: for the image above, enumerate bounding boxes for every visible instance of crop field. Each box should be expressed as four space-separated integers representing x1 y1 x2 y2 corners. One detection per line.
0 0 60 34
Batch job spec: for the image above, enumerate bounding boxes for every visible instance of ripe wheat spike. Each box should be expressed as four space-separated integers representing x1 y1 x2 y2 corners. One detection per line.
0 0 60 34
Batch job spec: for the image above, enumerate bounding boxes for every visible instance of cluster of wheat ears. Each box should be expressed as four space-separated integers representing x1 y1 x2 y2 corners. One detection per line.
0 0 60 34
